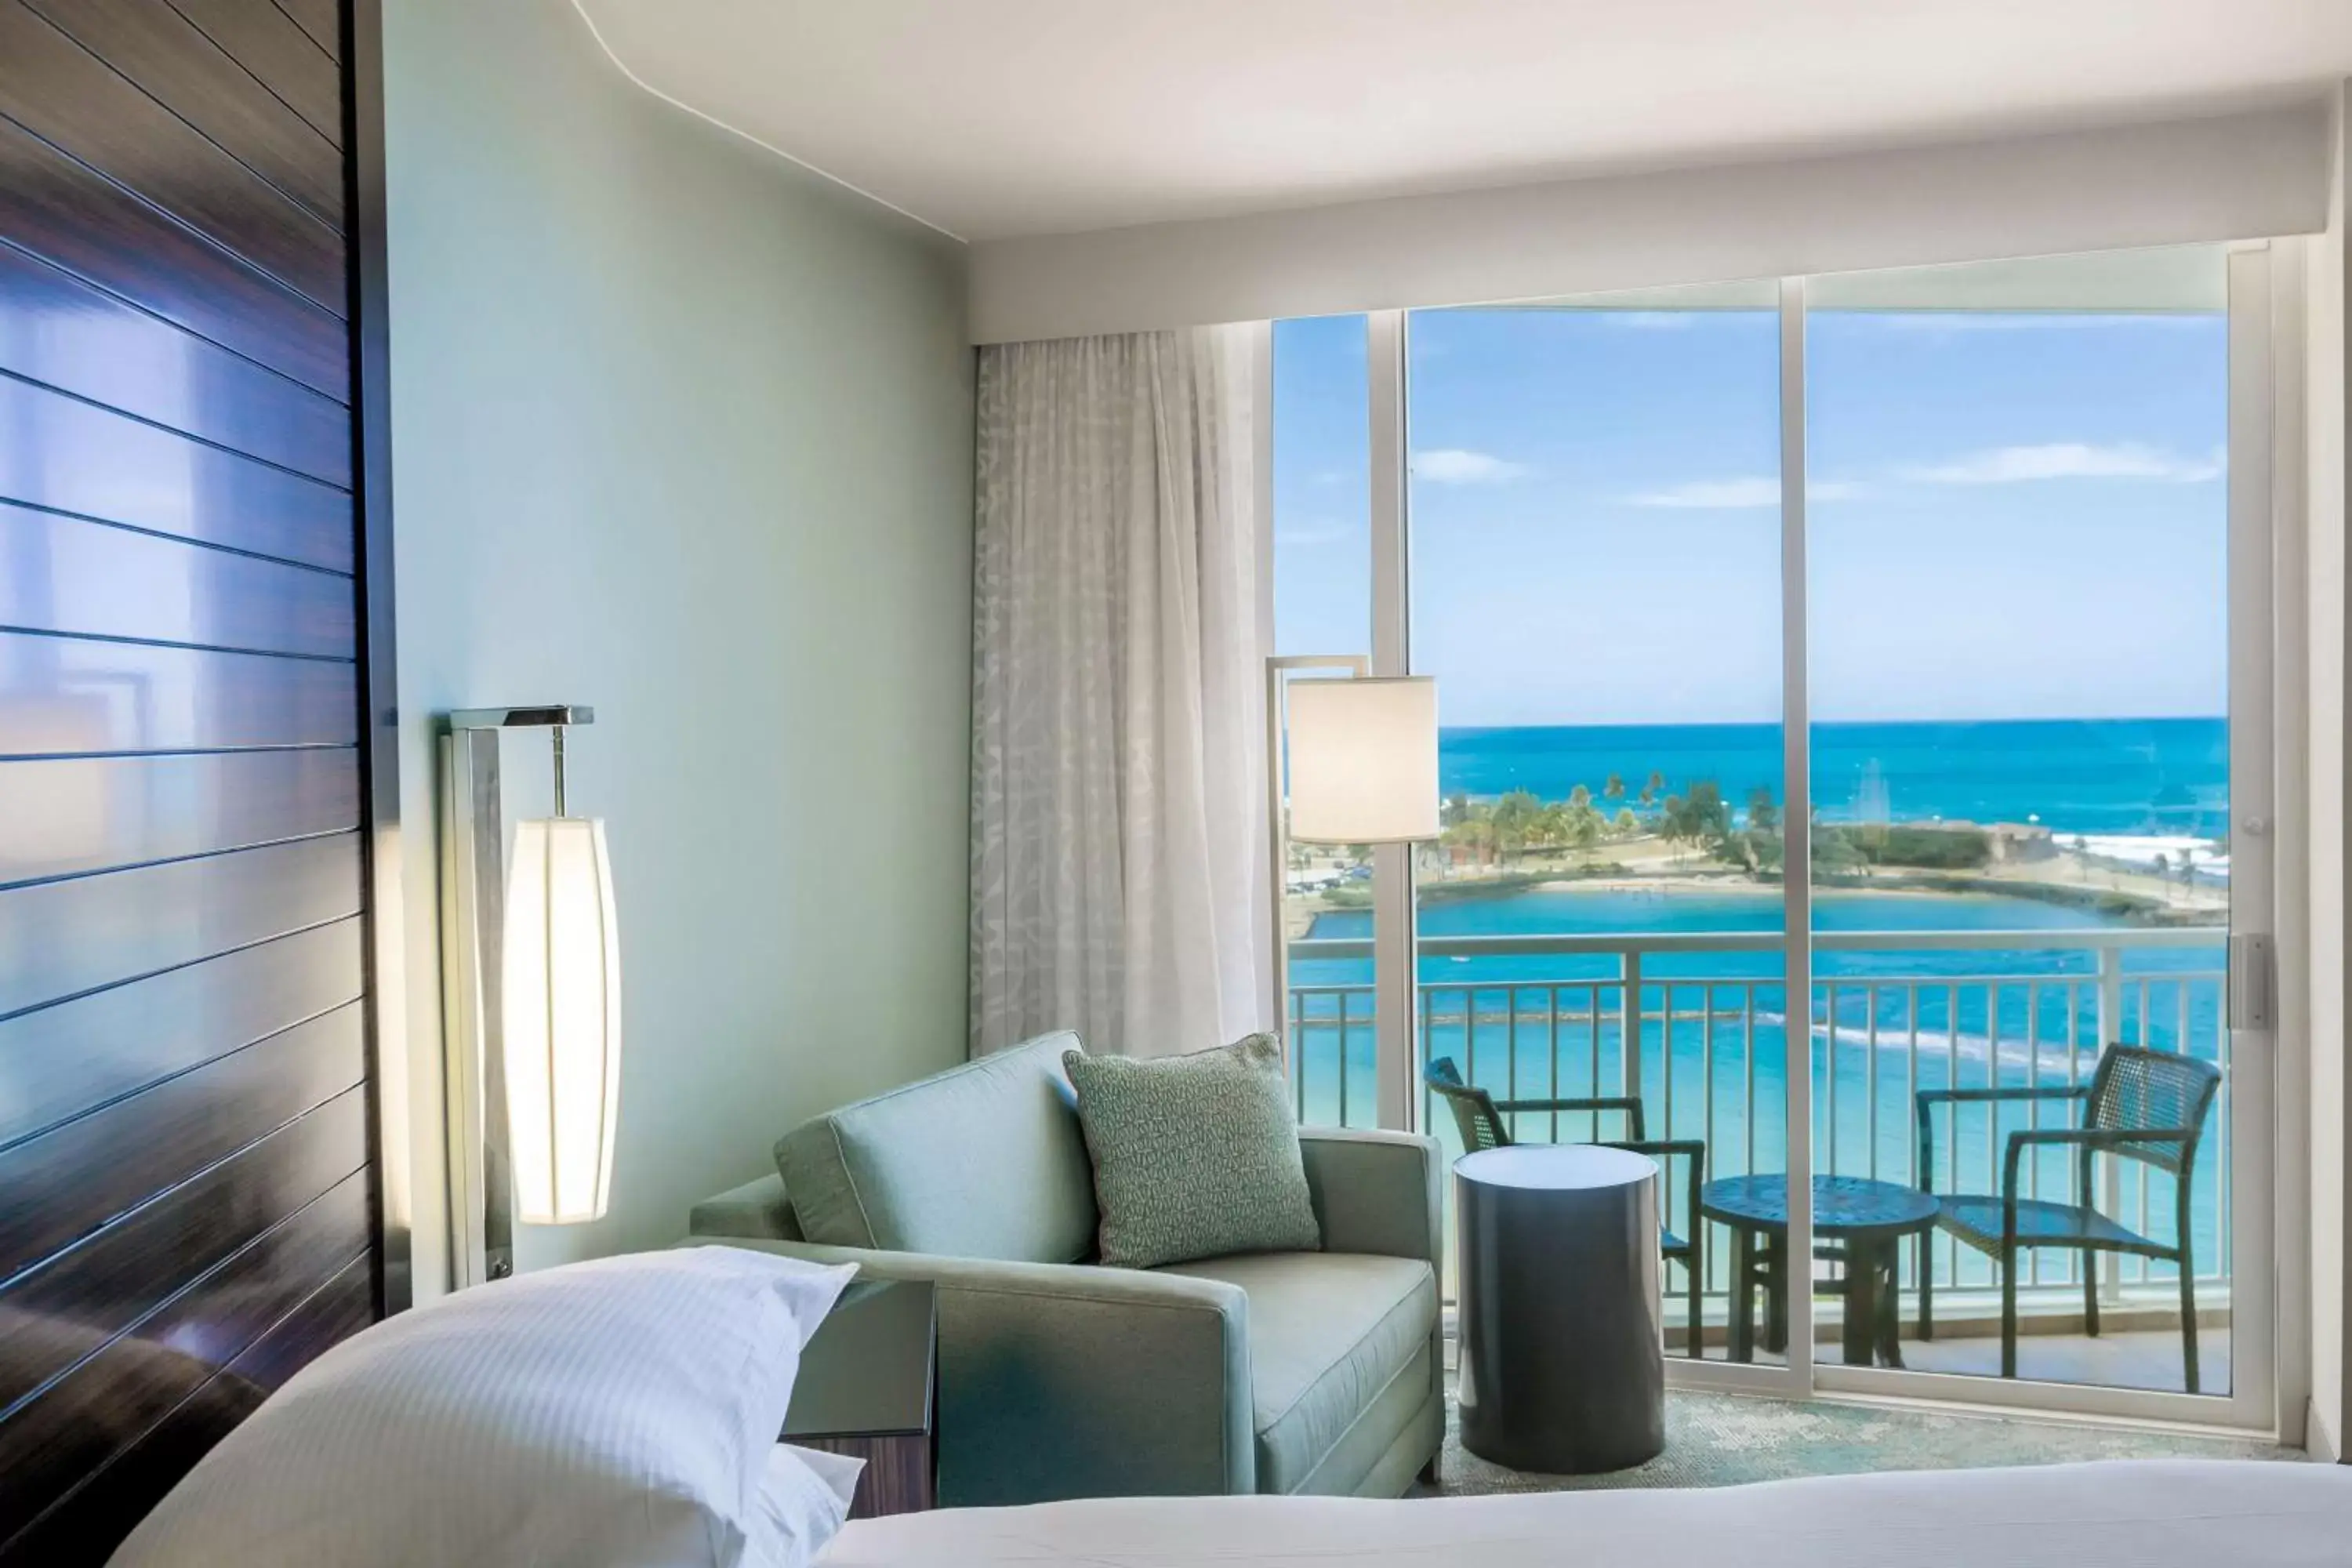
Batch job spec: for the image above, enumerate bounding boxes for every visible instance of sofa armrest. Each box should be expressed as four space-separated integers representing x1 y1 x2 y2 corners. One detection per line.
1298 1127 1443 1272
681 1236 1254 1504
688 1173 801 1241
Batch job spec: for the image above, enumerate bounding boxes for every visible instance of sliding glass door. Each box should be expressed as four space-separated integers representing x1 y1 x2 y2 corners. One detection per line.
1399 288 1790 1353
1802 249 2272 1424
1269 243 2277 1428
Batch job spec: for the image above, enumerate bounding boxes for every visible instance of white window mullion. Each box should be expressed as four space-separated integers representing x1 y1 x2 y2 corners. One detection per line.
1367 310 1417 1131
1780 275 1818 1391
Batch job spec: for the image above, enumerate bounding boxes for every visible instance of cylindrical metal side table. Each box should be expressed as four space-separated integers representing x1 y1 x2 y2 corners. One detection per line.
1455 1144 1664 1474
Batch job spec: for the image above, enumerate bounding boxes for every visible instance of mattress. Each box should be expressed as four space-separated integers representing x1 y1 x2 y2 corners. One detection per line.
822 1459 2347 1567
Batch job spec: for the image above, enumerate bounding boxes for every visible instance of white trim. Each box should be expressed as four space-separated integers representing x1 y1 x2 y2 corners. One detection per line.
1778 275 1818 1391
971 103 2329 343
2270 233 2315 1449
1367 311 1417 1131
2220 241 2280 1434
1813 1363 2281 1435
564 1 966 243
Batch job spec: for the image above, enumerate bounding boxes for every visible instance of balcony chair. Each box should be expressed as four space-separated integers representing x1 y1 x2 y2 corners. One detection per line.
1424 1055 1704 1357
1915 1044 2222 1391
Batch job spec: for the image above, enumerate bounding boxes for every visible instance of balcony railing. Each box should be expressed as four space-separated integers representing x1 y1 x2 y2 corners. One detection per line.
1286 927 2230 1308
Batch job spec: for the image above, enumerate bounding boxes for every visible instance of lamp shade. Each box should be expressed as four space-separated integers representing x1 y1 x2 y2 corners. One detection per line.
502 816 621 1225
1286 676 1439 844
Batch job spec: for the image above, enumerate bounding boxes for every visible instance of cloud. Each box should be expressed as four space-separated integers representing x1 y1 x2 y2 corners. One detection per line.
1900 442 2223 485
1628 477 1863 509
1606 312 1695 331
1412 448 1530 485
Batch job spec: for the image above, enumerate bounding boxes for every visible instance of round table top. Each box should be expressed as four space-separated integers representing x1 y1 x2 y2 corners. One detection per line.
1457 1143 1657 1192
1699 1173 1938 1239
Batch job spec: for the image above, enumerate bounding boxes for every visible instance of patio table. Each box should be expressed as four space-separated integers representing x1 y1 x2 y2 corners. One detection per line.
1700 1173 1937 1367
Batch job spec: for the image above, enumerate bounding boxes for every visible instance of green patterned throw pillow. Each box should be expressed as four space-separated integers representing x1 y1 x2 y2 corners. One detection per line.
1062 1033 1323 1269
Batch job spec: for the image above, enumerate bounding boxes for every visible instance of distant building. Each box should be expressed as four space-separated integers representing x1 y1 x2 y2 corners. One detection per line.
1987 822 2058 864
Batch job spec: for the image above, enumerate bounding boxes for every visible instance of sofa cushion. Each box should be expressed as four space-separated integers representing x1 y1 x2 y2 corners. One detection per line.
1155 1251 1436 1495
775 1033 1097 1264
1063 1034 1322 1269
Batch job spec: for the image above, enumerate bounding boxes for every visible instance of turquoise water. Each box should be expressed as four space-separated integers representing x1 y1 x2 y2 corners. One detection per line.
1290 716 2235 1302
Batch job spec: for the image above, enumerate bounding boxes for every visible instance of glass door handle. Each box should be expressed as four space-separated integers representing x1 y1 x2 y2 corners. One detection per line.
2227 933 2272 1032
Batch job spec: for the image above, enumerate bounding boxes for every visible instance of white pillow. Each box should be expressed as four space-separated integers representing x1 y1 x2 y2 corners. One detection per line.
110 1247 854 1568
753 1446 864 1566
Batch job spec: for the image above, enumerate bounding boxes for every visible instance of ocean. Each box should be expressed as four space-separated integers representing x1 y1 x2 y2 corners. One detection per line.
1436 716 2230 839
1287 717 2235 1300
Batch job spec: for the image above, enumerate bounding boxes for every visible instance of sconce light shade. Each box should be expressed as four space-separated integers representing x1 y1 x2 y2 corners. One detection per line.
1286 676 1440 844
502 816 621 1225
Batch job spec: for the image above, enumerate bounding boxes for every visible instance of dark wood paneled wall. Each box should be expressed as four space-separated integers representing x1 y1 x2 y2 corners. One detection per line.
0 1 393 1557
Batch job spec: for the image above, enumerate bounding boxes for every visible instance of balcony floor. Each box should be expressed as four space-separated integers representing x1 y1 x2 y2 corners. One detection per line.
1875 1325 2230 1396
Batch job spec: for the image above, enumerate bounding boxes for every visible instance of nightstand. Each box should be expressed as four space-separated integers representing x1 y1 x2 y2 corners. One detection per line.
783 1279 937 1518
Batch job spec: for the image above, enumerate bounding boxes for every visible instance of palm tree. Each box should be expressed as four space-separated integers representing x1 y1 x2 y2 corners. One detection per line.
1661 793 1689 862
1603 774 1625 805
1639 770 1665 811
1566 799 1606 865
1490 790 1543 865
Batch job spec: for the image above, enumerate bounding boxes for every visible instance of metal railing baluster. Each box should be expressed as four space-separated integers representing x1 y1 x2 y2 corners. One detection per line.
1287 927 2229 1306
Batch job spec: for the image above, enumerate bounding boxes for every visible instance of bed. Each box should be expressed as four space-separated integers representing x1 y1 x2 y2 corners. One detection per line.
100 1250 2347 1568
822 1459 2347 1567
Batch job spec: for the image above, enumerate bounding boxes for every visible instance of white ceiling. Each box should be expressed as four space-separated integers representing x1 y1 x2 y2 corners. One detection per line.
573 0 2352 244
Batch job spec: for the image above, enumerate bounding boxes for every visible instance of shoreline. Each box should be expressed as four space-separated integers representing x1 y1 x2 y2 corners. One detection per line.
1287 845 2227 940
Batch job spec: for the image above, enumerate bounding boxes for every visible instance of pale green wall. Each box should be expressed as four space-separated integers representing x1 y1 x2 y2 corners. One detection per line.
382 0 972 1291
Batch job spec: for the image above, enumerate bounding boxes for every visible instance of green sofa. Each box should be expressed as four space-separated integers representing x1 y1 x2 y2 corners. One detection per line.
688 1033 1444 1505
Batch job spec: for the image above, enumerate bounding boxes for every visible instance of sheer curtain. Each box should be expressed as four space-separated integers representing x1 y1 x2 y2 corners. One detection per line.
970 325 1269 1059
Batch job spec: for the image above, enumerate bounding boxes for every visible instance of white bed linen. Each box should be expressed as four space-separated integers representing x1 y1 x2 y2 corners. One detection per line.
822 1460 2346 1568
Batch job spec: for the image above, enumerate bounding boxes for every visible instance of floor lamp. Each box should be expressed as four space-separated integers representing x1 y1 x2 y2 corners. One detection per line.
1265 663 1439 1122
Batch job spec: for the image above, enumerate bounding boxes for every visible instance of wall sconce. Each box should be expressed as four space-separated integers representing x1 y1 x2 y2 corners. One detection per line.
441 706 620 1286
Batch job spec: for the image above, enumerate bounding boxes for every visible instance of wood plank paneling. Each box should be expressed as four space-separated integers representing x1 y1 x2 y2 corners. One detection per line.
3 1250 370 1562
166 0 343 147
0 378 351 570
0 1096 367 1380
24 0 343 230
0 503 354 659
0 117 345 397
0 634 358 757
0 0 381 1548
0 4 343 314
0 243 349 485
0 1004 363 1302
271 0 339 64
0 1155 369 1537
0 750 359 888
220 1250 370 1390
0 833 361 1016
0 919 361 1147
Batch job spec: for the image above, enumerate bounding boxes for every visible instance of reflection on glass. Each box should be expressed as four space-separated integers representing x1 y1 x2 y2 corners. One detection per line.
1274 316 1376 1127
1397 289 1788 1348
1806 247 2232 1396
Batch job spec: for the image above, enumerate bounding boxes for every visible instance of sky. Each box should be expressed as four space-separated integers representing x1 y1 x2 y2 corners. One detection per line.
1272 294 2230 729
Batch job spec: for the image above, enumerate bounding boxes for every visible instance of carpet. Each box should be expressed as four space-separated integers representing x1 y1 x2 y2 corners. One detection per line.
1430 1384 2303 1496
